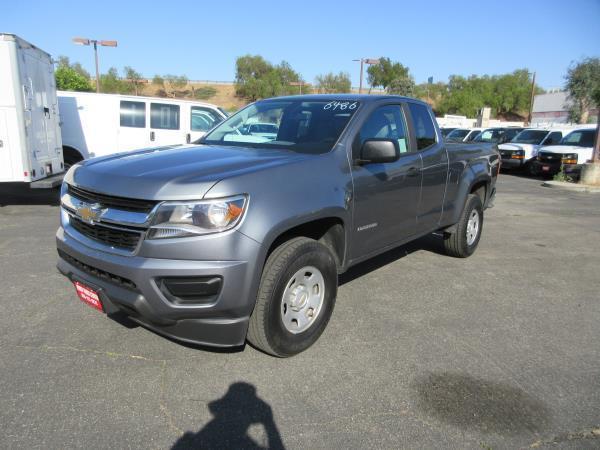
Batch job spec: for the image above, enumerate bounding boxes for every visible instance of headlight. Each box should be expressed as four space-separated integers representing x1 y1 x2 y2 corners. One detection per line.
561 153 578 164
147 195 247 239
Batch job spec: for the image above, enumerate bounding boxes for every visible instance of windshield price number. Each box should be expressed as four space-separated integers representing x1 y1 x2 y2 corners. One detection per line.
323 101 358 111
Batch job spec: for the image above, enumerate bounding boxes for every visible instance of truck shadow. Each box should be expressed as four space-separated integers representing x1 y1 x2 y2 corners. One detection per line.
339 232 446 286
412 372 551 435
0 183 60 207
171 382 285 450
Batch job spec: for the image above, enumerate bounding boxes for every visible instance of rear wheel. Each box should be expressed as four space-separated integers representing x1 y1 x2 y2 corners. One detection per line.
247 237 338 357
443 194 483 258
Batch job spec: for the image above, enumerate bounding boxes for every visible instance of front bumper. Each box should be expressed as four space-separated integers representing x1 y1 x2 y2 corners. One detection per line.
500 157 525 169
531 160 561 176
56 226 263 347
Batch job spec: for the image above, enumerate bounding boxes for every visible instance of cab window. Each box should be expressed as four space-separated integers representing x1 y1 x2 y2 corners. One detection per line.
191 107 223 132
357 105 409 155
408 103 436 149
150 103 180 130
120 101 146 128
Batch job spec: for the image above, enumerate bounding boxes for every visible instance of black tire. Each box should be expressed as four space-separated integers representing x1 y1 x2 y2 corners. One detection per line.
247 237 338 357
443 194 484 258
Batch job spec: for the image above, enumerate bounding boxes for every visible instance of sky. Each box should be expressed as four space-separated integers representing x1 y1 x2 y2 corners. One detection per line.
3 0 599 90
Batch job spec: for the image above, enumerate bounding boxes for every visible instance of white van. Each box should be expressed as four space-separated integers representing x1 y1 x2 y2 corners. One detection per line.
498 128 569 171
0 34 63 186
57 92 227 167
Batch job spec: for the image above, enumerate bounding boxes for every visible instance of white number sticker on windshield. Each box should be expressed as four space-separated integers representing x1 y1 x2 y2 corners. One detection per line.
323 101 358 111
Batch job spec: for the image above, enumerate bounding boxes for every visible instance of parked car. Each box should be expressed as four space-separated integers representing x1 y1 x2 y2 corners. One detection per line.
472 127 524 145
0 33 64 187
445 128 482 143
58 91 226 168
440 127 457 137
498 128 566 171
531 127 598 177
56 94 499 357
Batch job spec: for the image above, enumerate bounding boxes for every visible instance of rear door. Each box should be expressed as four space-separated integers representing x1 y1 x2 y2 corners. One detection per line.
350 103 422 258
0 110 13 181
149 102 181 146
118 99 149 151
406 102 448 230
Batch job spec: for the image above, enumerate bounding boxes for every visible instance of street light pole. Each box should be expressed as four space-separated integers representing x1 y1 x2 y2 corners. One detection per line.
93 41 100 93
353 58 380 94
72 37 118 93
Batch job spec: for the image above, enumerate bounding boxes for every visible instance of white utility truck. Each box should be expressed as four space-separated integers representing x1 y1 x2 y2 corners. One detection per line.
0 33 64 187
58 92 227 166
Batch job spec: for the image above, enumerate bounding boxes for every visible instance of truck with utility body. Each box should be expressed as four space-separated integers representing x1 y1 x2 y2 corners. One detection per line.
0 33 64 188
56 95 499 357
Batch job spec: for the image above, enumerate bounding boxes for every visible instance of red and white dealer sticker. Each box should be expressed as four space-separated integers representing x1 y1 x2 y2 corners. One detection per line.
73 281 104 312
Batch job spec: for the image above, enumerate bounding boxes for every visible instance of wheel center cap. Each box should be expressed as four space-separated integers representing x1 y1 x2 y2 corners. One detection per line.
290 286 308 311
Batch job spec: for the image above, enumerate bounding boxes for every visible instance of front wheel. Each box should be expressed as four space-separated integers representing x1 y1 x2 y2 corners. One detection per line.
247 237 338 357
443 194 484 258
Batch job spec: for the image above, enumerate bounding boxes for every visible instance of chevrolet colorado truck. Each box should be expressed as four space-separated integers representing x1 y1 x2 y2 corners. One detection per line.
56 95 499 357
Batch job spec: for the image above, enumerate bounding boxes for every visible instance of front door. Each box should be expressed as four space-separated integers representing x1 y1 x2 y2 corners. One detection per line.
350 104 423 259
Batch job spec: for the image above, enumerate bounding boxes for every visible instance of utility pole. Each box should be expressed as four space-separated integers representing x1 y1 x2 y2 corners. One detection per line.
528 71 536 125
72 38 118 93
593 112 600 163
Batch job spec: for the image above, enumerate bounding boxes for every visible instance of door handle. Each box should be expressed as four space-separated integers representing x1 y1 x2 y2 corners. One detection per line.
150 131 155 141
406 166 420 177
186 133 191 144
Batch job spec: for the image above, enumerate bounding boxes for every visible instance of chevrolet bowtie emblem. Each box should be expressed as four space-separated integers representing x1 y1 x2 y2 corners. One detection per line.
76 202 106 224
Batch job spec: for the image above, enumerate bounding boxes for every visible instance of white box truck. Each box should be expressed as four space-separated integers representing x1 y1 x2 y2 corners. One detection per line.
58 92 227 165
0 33 64 188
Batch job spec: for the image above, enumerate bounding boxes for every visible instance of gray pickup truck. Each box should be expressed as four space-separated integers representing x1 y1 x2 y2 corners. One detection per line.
56 95 499 357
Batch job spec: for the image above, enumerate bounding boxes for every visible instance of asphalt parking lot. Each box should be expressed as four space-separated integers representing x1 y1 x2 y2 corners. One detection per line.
1 174 599 449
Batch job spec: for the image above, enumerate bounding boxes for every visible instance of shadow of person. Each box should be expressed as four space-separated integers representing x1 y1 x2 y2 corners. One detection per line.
172 382 285 450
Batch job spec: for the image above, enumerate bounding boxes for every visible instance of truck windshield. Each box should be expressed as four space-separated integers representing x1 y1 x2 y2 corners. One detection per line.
201 99 360 154
446 129 470 139
559 129 596 147
511 129 548 144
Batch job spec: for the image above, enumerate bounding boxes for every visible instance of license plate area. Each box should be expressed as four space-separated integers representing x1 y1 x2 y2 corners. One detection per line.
542 166 550 172
73 281 104 312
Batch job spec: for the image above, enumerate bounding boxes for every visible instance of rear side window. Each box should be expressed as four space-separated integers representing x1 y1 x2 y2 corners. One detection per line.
151 103 180 130
191 106 223 132
408 103 436 149
120 101 146 128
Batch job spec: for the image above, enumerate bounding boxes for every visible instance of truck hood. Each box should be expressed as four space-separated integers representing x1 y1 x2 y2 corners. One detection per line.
498 143 540 156
538 144 590 155
68 144 310 200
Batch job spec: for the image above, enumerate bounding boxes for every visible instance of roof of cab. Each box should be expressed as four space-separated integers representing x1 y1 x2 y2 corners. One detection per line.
259 94 429 105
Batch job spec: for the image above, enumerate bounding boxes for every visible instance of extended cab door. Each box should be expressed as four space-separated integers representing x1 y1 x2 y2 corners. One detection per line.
406 102 449 230
350 103 423 259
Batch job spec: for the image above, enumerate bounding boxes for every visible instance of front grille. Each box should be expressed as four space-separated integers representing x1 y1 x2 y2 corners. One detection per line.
58 249 137 290
70 216 141 251
68 184 157 213
538 152 561 163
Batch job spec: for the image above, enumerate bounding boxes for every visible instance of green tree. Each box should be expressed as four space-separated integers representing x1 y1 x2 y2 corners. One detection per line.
54 56 93 92
314 72 351 93
234 55 305 100
194 86 217 100
100 67 132 94
565 57 600 123
367 57 411 90
124 66 145 95
386 76 415 96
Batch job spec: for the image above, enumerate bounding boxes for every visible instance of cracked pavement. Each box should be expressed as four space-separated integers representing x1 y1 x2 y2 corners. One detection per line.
1 174 599 449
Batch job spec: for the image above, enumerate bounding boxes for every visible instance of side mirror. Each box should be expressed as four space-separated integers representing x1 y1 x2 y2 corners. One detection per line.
358 139 399 165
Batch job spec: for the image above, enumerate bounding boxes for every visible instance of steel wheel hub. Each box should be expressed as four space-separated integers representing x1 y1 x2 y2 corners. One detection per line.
281 266 325 334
